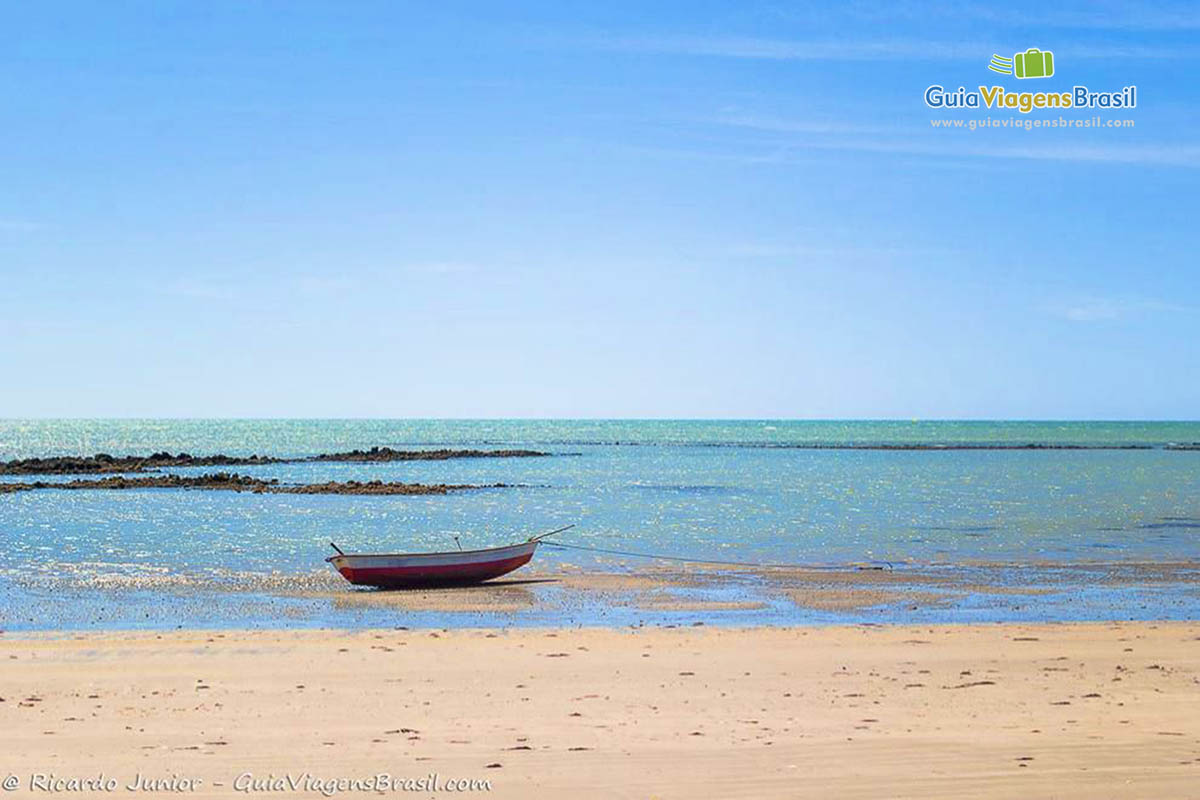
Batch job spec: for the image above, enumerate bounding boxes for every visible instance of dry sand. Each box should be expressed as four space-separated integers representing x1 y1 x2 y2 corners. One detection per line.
3 623 1200 798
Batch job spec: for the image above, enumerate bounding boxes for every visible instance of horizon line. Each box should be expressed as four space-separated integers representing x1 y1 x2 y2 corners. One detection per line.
2 417 1199 423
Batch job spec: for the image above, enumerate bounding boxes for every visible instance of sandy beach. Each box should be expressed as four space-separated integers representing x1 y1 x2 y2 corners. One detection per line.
4 622 1199 798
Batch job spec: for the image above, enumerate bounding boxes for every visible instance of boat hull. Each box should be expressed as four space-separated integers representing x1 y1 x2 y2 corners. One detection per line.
328 541 538 588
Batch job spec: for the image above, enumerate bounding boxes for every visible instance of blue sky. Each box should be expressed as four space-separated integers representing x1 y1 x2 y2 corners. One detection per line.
2 1 1197 418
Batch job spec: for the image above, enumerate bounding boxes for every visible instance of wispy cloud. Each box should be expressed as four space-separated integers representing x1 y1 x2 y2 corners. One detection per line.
961 2 1200 31
963 142 1200 167
641 137 1200 169
402 262 480 276
568 33 1199 62
0 219 45 232
1048 295 1193 322
1060 43 1200 59
764 1 1200 32
829 139 1200 168
647 114 1200 169
709 114 892 136
725 243 953 259
298 275 357 295
162 279 239 302
591 35 983 61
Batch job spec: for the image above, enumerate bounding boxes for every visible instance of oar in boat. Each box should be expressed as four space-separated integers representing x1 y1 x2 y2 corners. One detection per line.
527 524 576 542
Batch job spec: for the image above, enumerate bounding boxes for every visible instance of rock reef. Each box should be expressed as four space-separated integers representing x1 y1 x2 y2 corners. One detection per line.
0 473 508 496
307 446 546 462
0 448 549 475
271 479 511 496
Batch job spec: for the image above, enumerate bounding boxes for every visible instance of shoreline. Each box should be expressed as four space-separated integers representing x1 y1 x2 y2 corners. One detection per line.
4 560 1200 632
4 622 1199 798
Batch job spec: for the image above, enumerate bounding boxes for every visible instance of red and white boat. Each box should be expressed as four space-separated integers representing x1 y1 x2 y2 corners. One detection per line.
326 525 573 588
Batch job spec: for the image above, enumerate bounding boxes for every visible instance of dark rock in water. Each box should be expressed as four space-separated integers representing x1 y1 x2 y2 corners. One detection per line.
0 452 280 475
269 480 511 496
0 473 510 496
0 472 272 493
0 448 550 475
306 447 547 463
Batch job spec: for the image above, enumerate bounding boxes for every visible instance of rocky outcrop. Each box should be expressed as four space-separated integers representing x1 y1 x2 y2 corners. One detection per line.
0 472 268 493
0 473 509 495
0 452 279 475
308 447 546 462
0 448 550 475
269 480 511 495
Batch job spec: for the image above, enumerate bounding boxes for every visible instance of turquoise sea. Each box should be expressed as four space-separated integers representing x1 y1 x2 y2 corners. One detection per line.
2 420 1199 630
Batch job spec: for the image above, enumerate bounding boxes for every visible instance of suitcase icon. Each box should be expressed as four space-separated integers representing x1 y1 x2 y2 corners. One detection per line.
1014 48 1054 79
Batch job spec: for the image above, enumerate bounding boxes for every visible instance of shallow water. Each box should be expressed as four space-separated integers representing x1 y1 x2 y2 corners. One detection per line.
1 419 1198 630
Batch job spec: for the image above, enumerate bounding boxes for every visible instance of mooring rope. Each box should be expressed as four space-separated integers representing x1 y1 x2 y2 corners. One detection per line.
538 540 894 571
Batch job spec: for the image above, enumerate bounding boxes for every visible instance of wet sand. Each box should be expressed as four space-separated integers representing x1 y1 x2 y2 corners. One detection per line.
8 561 1200 631
3 623 1200 798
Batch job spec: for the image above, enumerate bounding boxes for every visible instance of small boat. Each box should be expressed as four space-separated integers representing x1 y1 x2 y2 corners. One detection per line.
326 525 573 588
